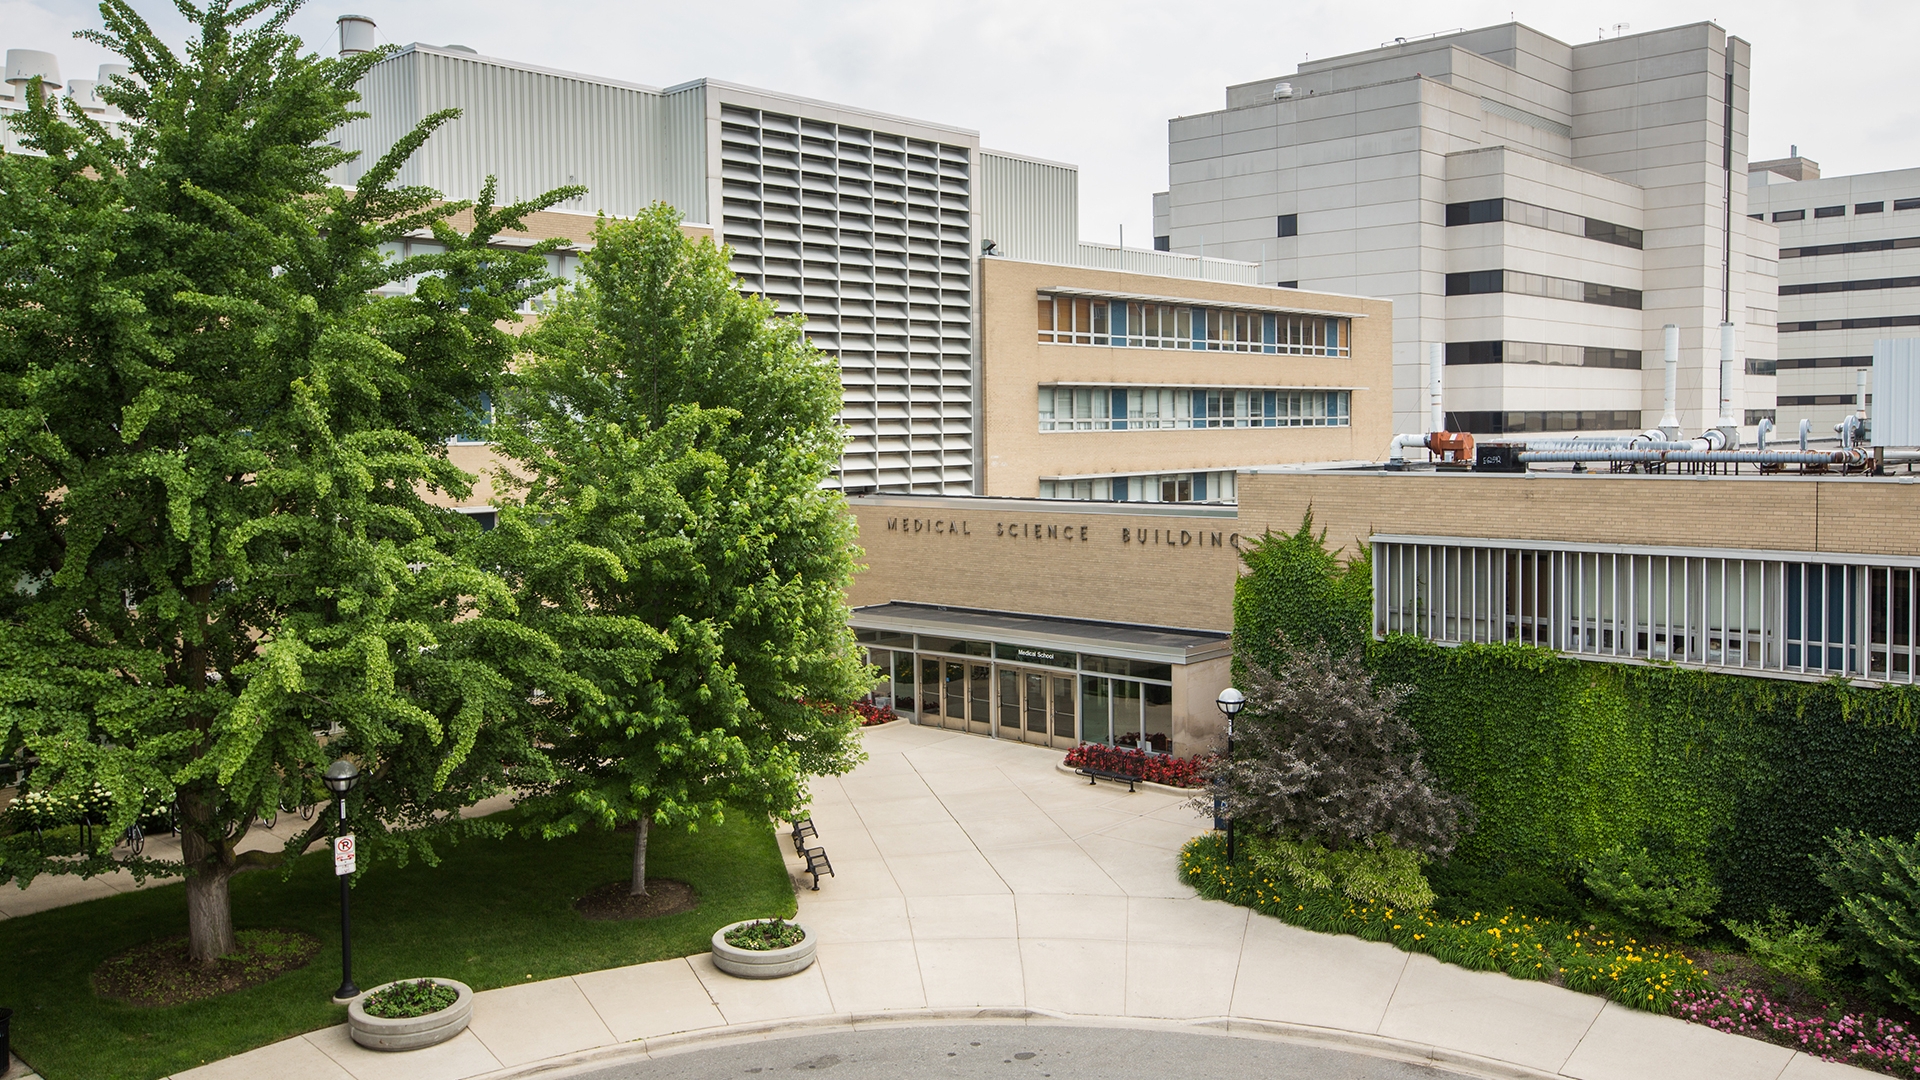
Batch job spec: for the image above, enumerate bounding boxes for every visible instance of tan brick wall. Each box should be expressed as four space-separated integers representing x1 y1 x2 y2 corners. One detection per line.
847 498 1247 632
848 472 1920 642
977 258 1394 497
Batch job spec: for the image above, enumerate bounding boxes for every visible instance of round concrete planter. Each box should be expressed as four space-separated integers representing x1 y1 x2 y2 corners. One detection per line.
711 920 816 978
347 978 473 1051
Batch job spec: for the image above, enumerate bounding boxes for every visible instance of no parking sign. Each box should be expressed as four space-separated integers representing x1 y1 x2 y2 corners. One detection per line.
333 834 356 876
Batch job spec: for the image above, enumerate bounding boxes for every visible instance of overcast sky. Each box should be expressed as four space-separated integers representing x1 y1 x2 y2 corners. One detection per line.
7 0 1917 243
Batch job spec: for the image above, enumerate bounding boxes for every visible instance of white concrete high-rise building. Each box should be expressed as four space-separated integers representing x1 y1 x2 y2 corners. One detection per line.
1748 156 1920 437
1155 22 1779 439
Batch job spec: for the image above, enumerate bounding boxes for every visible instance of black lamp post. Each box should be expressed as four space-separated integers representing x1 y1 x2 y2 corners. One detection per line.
1215 687 1245 864
323 758 361 1003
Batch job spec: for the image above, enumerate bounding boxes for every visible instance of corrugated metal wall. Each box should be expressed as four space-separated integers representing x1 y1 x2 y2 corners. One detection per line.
330 47 706 221
979 151 1077 265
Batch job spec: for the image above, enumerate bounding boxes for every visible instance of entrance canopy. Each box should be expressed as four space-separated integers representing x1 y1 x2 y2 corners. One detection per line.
850 602 1230 667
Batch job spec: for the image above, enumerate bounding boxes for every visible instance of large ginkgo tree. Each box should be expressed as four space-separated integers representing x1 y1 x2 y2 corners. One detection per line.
0 0 579 965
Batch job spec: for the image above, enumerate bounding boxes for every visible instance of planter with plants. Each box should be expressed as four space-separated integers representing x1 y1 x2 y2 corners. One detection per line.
711 918 815 978
346 978 474 1051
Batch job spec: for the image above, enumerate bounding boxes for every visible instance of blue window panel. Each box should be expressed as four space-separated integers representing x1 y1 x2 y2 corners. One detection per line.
1192 308 1206 350
1110 303 1128 345
1263 314 1277 354
1111 390 1128 430
1327 318 1340 352
1264 391 1277 427
1193 473 1207 501
1192 390 1208 427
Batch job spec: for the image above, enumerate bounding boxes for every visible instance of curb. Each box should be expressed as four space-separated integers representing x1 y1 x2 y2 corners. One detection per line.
456 1007 1565 1080
1052 761 1204 800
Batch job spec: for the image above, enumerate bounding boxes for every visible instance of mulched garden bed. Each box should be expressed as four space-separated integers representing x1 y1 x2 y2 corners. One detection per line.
572 879 698 921
93 928 320 1007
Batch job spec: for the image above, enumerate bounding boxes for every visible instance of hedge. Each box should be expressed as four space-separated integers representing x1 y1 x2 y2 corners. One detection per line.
1237 512 1920 924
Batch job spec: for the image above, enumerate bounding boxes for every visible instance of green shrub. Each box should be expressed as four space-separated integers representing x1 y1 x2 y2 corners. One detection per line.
1580 844 1720 939
1722 907 1849 985
1427 861 1586 923
1819 830 1920 1009
1246 834 1436 910
1181 833 1707 1012
362 979 458 1019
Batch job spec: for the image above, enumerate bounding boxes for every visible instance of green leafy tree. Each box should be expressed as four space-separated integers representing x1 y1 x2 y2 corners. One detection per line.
1820 830 1920 1008
0 0 580 964
485 205 868 896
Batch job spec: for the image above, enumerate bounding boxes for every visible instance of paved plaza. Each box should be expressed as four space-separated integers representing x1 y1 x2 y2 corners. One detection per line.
10 721 1873 1080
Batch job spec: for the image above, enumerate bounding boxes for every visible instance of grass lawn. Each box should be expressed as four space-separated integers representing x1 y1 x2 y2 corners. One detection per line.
0 813 794 1080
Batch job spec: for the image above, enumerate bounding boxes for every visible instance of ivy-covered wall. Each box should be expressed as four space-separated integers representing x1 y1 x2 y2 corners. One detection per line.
1237 513 1920 921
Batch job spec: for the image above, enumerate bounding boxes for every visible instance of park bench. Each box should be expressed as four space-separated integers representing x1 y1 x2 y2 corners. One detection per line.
790 817 818 855
801 846 834 891
1075 766 1140 793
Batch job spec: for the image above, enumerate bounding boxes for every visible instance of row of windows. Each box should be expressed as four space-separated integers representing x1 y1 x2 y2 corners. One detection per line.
1445 198 1643 249
1776 355 1870 370
1039 470 1239 504
1445 410 1644 434
1779 275 1920 297
1763 198 1920 223
1038 387 1351 431
1445 341 1642 369
1746 359 1777 376
1445 270 1643 309
858 645 1176 751
1374 540 1920 684
1036 295 1350 356
1781 236 1920 259
1746 409 1777 425
1779 394 1862 407
1780 314 1920 333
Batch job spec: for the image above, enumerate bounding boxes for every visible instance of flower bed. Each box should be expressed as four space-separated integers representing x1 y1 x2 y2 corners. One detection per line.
724 918 805 950
805 698 897 727
1675 987 1920 1076
1180 832 1709 1013
1063 743 1212 788
362 979 458 1019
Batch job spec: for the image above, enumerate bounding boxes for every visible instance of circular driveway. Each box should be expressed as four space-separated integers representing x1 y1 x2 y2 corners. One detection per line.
577 1024 1467 1079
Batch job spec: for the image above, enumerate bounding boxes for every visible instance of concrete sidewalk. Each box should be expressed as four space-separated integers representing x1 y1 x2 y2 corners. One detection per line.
153 722 1864 1080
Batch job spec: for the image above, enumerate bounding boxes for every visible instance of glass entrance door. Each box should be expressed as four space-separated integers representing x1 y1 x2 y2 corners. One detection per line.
1023 673 1048 742
969 664 992 733
998 669 1020 738
943 660 968 730
1050 674 1077 748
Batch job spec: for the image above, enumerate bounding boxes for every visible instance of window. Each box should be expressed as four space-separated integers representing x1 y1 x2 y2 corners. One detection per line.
1779 275 1920 297
1778 394 1860 407
1444 341 1640 369
1780 315 1920 333
1745 358 1777 376
1444 197 1641 247
1275 280 1299 288
1857 202 1885 214
1277 214 1298 237
451 392 494 444
1038 470 1240 504
1781 236 1920 258
1035 293 1351 356
1745 409 1777 425
1749 212 1765 220
456 509 498 531
1443 410 1644 434
1773 209 1806 222
1372 538 1920 684
1898 198 1920 211
1153 235 1170 251
1446 270 1642 309
1814 205 1846 218
1776 356 1870 370
1038 386 1351 431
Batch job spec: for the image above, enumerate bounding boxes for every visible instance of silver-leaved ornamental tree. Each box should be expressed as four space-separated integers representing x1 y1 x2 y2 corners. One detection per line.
482 205 870 896
0 0 582 965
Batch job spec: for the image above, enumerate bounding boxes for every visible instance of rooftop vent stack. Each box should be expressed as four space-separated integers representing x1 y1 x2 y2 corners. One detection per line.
65 78 99 113
1429 342 1444 434
1717 321 1739 445
1659 324 1680 437
337 15 377 58
1272 82 1294 100
5 50 64 100
94 64 130 118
